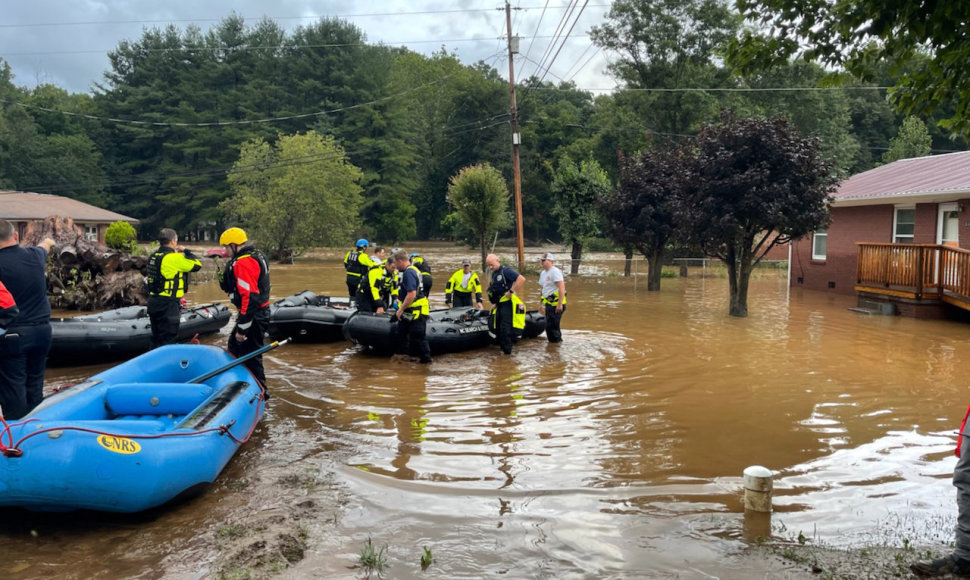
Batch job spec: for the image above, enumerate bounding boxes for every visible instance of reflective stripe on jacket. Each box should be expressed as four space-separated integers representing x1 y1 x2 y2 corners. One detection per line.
222 245 271 326
146 246 202 298
445 269 482 303
344 250 373 277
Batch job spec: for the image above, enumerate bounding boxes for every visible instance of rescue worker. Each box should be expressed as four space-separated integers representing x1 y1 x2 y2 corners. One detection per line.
392 250 431 363
537 252 566 343
0 220 55 419
380 254 400 310
344 239 373 299
356 256 390 314
145 228 202 348
444 258 483 309
409 252 433 298
912 410 970 576
485 253 526 355
219 227 272 394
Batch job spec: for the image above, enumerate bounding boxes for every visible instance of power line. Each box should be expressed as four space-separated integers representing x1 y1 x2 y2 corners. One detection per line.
528 85 892 93
18 112 512 194
527 0 578 81
534 0 591 86
2 37 590 57
0 60 501 128
522 0 552 64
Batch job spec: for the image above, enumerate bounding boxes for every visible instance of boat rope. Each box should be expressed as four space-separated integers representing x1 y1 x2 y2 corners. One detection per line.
0 389 267 456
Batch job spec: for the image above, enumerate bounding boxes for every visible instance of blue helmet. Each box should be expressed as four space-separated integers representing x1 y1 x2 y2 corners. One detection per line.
408 252 420 259
356 238 369 249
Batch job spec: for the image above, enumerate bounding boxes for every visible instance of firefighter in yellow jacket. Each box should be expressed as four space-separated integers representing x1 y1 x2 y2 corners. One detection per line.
145 228 202 348
444 258 483 309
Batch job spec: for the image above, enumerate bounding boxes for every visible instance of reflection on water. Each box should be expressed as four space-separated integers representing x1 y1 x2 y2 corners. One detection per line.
13 251 970 578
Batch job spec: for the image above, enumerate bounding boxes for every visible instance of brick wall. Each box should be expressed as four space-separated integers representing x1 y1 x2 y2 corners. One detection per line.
792 199 970 295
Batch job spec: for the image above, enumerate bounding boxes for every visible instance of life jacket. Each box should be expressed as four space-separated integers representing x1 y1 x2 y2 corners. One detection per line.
344 250 369 277
399 265 429 317
221 245 271 311
146 246 200 298
145 246 171 295
487 265 518 304
357 263 385 309
488 293 526 334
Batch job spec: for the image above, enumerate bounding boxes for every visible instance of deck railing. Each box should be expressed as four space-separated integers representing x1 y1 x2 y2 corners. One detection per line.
856 243 970 301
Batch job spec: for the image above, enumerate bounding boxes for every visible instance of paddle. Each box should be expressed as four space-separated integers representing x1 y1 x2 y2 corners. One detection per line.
189 338 291 384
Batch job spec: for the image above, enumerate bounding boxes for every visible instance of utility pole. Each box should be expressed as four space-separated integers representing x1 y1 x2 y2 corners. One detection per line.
505 1 525 271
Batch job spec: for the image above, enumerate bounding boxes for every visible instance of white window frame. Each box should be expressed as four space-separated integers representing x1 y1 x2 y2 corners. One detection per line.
811 229 827 260
893 206 916 244
84 225 98 242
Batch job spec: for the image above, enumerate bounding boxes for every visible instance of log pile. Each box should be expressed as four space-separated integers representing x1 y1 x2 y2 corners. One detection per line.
23 216 149 310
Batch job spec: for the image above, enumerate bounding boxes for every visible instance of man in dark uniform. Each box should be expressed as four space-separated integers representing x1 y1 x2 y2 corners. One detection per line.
392 250 431 363
219 227 272 392
145 228 202 348
0 220 55 419
485 253 525 355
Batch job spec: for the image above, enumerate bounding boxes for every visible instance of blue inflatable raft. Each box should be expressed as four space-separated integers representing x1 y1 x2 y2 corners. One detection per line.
0 343 267 513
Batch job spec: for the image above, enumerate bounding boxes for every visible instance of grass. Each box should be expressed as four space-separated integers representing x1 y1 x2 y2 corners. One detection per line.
217 524 248 540
759 513 956 579
359 537 388 577
420 546 434 570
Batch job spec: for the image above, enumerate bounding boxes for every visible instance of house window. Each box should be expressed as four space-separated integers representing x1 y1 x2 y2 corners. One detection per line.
812 229 827 260
893 207 915 243
84 225 98 242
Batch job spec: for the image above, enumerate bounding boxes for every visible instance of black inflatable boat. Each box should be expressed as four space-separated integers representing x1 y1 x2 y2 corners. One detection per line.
48 303 231 365
267 290 355 343
343 307 546 355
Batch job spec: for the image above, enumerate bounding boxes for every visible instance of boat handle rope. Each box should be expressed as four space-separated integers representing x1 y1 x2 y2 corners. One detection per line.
0 391 266 457
0 339 287 457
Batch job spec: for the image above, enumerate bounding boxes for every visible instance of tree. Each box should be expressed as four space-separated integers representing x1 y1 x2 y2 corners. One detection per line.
550 159 611 274
601 144 683 290
729 0 970 136
446 163 510 269
882 116 932 164
678 112 838 317
590 0 741 136
223 131 363 261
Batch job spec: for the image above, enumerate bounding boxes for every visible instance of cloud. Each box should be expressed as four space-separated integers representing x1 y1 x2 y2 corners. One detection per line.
1 1 614 94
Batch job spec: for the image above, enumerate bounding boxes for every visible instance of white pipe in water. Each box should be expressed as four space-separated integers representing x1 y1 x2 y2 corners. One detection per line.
743 465 773 512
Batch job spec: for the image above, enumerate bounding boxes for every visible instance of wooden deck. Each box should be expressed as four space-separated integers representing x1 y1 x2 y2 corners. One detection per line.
856 243 970 312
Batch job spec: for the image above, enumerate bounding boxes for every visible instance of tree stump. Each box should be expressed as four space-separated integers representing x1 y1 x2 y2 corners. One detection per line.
23 216 149 310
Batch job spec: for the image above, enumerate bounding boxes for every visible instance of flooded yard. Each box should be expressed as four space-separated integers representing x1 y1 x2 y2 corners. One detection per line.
4 248 969 579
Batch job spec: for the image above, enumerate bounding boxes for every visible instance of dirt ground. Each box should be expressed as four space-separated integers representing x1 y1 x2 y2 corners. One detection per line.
195 460 946 580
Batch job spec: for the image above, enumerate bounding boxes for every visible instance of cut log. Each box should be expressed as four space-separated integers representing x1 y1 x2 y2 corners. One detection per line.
22 216 150 310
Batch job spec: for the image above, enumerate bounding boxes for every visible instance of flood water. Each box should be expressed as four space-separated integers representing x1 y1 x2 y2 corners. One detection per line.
5 246 970 579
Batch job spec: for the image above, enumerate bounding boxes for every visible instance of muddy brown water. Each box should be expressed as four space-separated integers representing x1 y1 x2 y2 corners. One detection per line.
4 246 969 579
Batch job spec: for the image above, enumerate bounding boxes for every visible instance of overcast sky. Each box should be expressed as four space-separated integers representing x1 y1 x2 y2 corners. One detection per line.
1 1 617 95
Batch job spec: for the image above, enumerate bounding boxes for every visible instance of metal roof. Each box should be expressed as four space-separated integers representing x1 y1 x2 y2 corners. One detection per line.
0 191 138 222
834 150 970 206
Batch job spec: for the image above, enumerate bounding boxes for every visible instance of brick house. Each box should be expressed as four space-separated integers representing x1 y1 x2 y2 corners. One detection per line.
790 151 970 301
0 190 138 244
